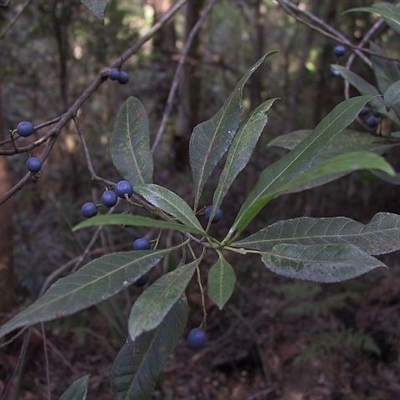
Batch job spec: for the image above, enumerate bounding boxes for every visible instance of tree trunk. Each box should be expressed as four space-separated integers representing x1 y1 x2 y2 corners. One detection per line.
0 82 15 313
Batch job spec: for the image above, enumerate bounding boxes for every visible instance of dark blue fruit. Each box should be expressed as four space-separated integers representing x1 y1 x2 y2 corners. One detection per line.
333 45 345 57
26 157 42 173
373 110 381 117
359 106 370 116
108 68 120 81
81 202 98 218
101 190 118 207
133 237 151 250
115 180 134 198
330 66 340 77
187 328 207 349
366 116 379 128
117 71 130 84
134 271 151 287
204 206 223 223
17 121 34 137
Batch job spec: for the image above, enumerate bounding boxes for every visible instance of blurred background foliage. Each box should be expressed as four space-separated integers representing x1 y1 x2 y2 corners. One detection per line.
1 1 400 398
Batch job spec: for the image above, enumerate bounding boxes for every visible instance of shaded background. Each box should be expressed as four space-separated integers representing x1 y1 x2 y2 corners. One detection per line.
1 1 400 399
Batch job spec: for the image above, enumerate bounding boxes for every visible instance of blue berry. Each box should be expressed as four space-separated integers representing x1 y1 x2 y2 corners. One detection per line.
134 271 151 287
187 328 207 349
115 180 134 198
101 190 118 207
366 116 379 128
204 206 223 223
333 45 345 57
26 157 42 173
17 121 34 137
359 106 370 116
373 110 381 117
117 71 130 84
133 237 151 250
330 66 340 77
81 202 98 218
108 68 120 81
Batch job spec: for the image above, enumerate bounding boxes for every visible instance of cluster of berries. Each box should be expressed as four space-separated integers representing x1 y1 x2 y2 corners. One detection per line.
358 106 381 129
108 68 130 84
330 45 346 77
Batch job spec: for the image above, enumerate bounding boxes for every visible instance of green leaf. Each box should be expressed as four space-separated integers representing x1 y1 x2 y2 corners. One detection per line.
268 129 399 156
384 79 400 109
189 51 278 208
111 97 153 186
135 184 205 235
80 0 110 23
212 99 277 212
228 96 374 239
233 212 400 256
111 298 188 400
262 243 386 283
280 151 394 193
60 375 90 400
347 3 400 34
0 248 173 339
207 253 236 310
370 42 400 94
73 214 203 236
128 259 199 341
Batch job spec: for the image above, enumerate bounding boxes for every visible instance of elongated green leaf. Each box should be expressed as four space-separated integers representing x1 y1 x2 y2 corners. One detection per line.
207 254 236 310
262 243 386 283
279 151 394 193
135 184 205 234
348 3 400 34
128 259 199 341
233 212 400 256
190 51 278 207
111 97 153 186
111 298 188 400
0 248 173 339
60 375 90 400
228 96 373 239
73 214 203 235
384 79 400 109
268 129 399 156
81 0 110 23
212 99 277 213
370 42 400 94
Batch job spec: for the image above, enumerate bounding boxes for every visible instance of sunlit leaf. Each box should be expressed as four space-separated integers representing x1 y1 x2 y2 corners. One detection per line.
268 129 399 156
60 375 90 400
189 51 278 208
73 214 203 235
128 259 199 341
233 212 400 256
228 96 373 240
262 243 386 283
111 298 188 400
80 0 110 23
207 254 236 310
0 248 174 339
135 184 205 235
280 151 394 193
212 99 277 213
111 97 153 186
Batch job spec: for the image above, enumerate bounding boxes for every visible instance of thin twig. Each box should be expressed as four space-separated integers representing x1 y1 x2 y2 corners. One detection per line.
152 0 218 153
0 0 32 39
0 0 187 206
